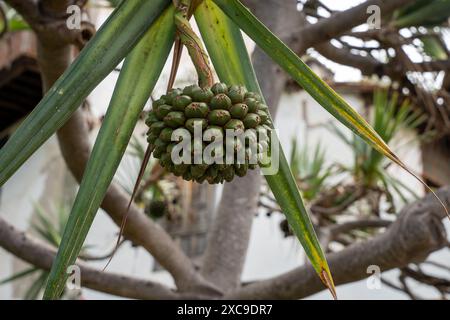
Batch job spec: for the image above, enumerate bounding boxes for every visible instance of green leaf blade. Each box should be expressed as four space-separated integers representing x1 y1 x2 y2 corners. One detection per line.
0 267 40 285
195 0 336 297
212 0 401 169
0 0 171 187
420 36 448 60
42 6 175 300
394 0 450 28
212 0 449 258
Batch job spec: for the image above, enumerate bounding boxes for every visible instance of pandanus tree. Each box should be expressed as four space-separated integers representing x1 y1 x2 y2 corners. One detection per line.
0 0 447 300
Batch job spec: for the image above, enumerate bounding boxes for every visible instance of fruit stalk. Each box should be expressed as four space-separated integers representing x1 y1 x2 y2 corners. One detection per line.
174 0 214 88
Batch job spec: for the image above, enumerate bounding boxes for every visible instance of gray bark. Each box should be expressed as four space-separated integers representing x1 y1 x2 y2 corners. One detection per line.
228 188 449 299
200 0 306 292
17 0 219 296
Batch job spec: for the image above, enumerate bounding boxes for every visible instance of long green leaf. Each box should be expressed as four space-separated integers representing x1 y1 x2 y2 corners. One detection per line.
394 0 430 18
0 0 170 187
0 267 39 285
43 6 175 300
420 36 448 60
211 0 450 220
394 0 450 28
25 272 48 300
212 0 405 171
195 1 336 297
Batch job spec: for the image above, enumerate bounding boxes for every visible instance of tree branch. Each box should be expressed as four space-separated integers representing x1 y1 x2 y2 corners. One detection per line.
316 42 450 80
299 0 415 50
5 0 95 48
0 217 180 300
315 42 383 76
56 111 219 295
227 187 450 299
242 0 419 116
31 0 219 296
320 218 391 248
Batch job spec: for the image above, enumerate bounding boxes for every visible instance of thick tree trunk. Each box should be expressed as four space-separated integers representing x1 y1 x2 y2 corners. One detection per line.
32 0 219 295
200 0 307 292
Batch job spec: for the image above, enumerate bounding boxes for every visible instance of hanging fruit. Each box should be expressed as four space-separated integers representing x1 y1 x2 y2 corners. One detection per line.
146 83 272 184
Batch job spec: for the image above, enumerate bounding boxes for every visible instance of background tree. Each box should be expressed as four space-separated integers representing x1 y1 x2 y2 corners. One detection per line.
0 0 449 300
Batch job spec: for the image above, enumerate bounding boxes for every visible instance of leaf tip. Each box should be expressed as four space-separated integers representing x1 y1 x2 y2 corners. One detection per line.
320 268 337 300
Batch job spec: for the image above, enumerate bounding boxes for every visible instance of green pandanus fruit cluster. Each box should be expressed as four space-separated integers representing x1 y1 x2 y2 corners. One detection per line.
145 82 272 183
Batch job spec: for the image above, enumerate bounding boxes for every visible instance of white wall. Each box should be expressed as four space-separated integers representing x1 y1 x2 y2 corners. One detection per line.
0 136 68 299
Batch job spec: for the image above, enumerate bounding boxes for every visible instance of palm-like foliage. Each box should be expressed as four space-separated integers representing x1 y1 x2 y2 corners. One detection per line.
0 3 29 35
0 0 436 299
393 0 450 64
419 35 448 61
394 0 450 28
330 90 426 203
0 203 84 300
289 139 332 202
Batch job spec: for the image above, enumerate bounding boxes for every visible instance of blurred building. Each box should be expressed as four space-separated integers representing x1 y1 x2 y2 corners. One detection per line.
0 31 42 147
